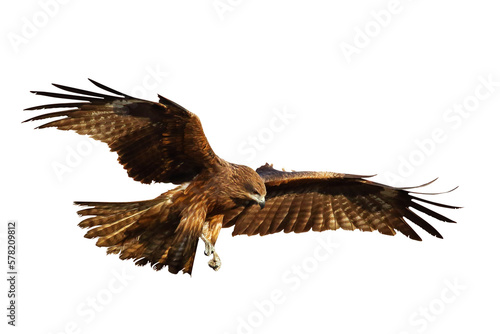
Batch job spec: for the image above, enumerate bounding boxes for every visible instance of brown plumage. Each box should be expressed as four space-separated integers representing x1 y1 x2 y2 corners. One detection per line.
25 79 459 275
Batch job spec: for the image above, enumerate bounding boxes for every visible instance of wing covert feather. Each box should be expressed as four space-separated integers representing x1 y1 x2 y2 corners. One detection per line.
25 79 223 184
225 164 458 241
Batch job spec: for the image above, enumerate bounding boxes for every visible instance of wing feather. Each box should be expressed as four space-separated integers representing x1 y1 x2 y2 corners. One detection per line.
270 195 292 233
258 196 285 236
226 164 458 241
322 196 336 231
334 197 354 231
283 193 306 233
311 193 325 232
294 192 314 233
246 201 270 236
352 195 376 232
25 79 224 184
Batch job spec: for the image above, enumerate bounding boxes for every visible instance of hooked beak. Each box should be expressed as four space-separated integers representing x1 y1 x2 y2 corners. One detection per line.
258 198 266 209
251 194 266 209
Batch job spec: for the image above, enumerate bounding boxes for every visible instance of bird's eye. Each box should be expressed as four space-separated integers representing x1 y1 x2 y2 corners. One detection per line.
253 190 260 195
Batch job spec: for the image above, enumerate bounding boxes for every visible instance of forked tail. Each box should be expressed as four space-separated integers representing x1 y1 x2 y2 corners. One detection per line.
75 196 201 275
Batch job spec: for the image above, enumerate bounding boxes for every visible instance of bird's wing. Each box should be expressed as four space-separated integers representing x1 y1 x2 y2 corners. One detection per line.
24 79 224 184
224 163 459 241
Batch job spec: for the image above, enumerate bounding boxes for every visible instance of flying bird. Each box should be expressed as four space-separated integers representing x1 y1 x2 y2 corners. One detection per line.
24 79 459 275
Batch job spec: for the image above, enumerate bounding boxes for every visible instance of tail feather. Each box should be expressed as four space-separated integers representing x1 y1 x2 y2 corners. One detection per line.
79 212 135 229
75 195 201 275
95 219 141 247
83 210 146 238
76 199 162 218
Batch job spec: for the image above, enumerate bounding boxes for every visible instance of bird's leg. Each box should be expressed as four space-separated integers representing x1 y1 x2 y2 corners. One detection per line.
200 234 214 256
200 217 223 271
200 234 221 271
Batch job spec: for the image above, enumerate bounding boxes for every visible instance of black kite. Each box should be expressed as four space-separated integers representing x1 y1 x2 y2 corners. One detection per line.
25 79 458 275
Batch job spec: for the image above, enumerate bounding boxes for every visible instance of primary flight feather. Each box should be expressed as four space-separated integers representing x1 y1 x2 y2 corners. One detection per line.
25 79 459 275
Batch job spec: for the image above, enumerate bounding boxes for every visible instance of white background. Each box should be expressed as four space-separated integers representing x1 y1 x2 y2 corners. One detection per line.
2 1 499 333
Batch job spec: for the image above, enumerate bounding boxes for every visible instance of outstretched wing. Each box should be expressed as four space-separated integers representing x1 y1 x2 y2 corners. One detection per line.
24 79 224 184
224 164 458 241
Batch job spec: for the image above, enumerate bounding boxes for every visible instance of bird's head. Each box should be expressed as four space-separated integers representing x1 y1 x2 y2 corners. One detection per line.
228 164 267 209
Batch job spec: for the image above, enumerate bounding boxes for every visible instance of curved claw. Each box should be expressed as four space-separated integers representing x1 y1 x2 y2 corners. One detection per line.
208 252 221 271
200 234 221 271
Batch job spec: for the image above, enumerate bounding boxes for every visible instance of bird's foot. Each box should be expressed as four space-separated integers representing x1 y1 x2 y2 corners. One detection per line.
208 251 221 271
200 235 221 271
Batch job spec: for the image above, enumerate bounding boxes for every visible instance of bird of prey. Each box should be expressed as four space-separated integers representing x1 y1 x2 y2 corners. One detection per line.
25 79 458 275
